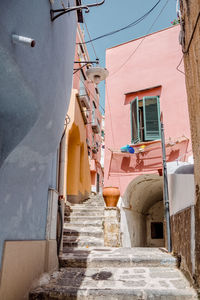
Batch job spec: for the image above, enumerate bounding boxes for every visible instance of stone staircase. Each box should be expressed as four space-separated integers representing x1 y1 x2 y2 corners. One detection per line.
29 195 198 300
63 195 104 249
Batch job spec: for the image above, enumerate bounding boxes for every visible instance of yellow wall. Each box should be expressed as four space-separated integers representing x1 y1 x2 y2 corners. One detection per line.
0 240 58 300
65 89 91 203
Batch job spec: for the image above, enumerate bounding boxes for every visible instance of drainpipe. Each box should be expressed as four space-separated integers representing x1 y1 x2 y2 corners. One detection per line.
160 119 172 252
57 115 70 255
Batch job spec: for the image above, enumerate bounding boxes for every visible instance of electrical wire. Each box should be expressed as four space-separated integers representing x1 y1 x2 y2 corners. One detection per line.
78 0 161 45
109 0 170 78
176 55 185 75
83 16 99 60
182 11 200 54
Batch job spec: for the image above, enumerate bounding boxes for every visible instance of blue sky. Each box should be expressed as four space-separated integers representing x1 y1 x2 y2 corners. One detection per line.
81 0 177 113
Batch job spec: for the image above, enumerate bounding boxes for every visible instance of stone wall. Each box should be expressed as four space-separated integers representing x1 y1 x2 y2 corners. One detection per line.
104 207 121 247
171 207 193 279
180 0 200 287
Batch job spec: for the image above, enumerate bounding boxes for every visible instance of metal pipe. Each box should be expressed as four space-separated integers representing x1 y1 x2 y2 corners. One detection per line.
161 121 172 252
57 198 63 256
74 59 99 64
12 34 36 47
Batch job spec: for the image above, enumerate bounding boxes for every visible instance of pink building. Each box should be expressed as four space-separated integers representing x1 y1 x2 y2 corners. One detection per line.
73 25 103 194
105 26 192 247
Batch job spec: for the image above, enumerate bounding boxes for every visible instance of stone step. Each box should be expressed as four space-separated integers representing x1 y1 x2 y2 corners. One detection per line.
60 247 177 268
65 216 104 223
64 221 102 228
70 204 104 210
67 210 104 217
63 228 103 238
69 206 104 211
63 236 104 248
29 266 198 300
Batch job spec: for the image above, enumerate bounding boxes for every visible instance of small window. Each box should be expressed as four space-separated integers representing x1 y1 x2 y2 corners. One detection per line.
80 44 84 54
130 96 161 143
151 222 163 239
92 102 96 123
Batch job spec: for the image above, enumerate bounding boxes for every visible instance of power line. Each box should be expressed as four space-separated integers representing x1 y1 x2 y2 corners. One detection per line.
182 11 200 54
83 17 99 60
78 0 161 45
109 0 170 78
176 55 185 75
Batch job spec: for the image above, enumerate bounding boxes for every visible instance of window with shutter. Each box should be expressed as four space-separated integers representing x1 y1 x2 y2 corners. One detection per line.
130 96 161 143
143 96 161 141
130 97 140 144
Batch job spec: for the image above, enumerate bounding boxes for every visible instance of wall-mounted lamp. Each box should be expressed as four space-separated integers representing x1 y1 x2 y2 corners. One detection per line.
73 59 109 84
86 66 109 84
50 0 105 22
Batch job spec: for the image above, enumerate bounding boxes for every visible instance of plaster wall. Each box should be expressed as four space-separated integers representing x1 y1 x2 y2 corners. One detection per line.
0 240 58 300
65 90 91 203
105 25 191 195
121 208 146 247
168 174 195 215
180 0 200 286
73 26 103 194
168 173 195 279
0 0 77 268
121 174 163 247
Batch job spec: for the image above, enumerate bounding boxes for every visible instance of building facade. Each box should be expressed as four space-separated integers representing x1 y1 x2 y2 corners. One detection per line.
58 25 104 205
0 1 77 299
74 26 104 196
105 26 193 252
179 0 200 287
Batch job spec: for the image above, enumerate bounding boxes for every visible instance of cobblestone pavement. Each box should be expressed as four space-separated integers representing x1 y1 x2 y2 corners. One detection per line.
29 195 198 299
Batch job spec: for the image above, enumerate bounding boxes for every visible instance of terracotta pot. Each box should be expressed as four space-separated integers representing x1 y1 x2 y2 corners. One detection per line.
103 187 120 207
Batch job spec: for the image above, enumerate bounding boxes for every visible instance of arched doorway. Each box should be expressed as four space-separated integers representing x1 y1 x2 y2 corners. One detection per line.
67 124 81 203
121 174 164 247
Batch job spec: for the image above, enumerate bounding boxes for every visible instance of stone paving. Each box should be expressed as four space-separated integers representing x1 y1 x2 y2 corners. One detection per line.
29 195 198 299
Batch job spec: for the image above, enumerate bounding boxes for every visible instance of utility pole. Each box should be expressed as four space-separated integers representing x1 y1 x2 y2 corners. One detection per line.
160 115 172 252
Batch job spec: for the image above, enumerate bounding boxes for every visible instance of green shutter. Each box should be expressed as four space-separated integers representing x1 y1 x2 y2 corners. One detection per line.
143 96 161 141
130 97 140 144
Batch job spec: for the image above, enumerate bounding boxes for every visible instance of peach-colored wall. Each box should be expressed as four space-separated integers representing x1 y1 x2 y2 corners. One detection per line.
105 26 191 195
72 25 103 193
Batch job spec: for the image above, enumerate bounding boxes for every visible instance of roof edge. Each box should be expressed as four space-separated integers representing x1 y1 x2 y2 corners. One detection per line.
106 25 180 51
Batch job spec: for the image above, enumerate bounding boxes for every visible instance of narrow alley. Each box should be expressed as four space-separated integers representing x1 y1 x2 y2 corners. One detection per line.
29 194 197 299
1 1 200 299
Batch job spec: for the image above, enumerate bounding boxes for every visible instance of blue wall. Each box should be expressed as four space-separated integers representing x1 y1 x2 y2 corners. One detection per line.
0 0 77 267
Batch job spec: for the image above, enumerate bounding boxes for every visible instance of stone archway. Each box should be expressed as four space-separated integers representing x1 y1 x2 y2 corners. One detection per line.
121 174 164 247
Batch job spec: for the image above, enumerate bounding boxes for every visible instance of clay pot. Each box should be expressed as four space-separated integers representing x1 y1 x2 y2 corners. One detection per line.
103 187 120 207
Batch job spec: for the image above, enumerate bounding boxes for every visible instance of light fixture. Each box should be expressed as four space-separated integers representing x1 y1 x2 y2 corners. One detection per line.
73 59 109 84
50 0 105 22
86 66 109 84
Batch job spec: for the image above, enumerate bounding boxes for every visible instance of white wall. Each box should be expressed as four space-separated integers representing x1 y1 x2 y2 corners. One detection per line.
168 174 195 215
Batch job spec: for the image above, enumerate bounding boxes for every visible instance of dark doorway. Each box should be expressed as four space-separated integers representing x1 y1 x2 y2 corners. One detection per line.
96 173 100 193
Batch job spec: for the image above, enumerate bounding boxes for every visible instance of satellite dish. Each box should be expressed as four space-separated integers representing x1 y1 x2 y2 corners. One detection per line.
86 66 109 84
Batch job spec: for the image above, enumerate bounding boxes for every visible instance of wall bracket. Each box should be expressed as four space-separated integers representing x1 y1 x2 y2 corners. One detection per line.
50 0 105 22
